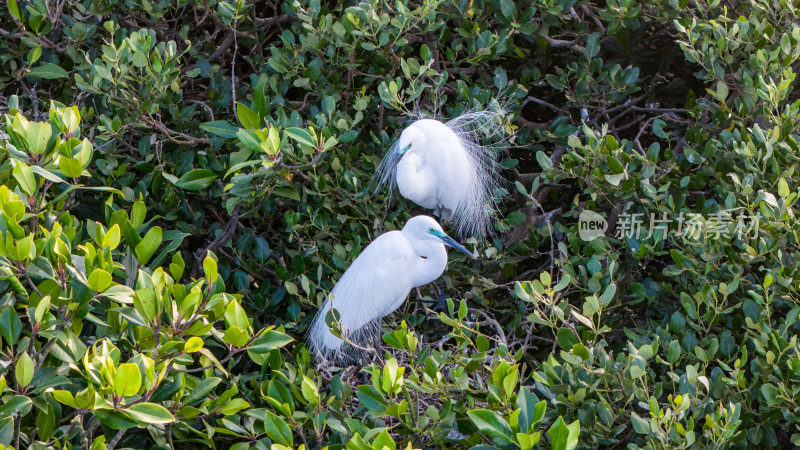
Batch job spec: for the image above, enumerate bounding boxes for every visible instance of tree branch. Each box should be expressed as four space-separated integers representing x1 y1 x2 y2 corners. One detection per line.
190 204 243 279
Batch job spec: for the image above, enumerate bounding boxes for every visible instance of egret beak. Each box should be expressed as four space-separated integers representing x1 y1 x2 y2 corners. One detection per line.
439 235 474 259
388 143 412 173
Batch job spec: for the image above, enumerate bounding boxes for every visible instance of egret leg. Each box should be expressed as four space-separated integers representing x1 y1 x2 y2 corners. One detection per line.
420 275 448 311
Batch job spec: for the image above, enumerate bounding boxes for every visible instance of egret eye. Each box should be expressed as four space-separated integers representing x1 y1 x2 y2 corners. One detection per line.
428 227 435 233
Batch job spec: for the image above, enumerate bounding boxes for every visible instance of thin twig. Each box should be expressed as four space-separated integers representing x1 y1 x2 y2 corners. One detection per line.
190 204 243 278
108 429 126 450
542 35 585 53
523 95 565 114
231 20 240 126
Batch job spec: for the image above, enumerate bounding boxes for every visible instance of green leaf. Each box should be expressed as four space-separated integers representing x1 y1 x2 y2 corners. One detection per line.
778 178 790 198
27 63 69 80
7 0 21 20
556 328 579 351
493 67 508 89
536 151 553 170
604 173 624 186
585 32 600 58
133 288 157 323
572 343 591 360
517 431 542 450
102 224 121 250
322 96 335 116
36 403 56 441
104 285 135 304
263 410 293 446
174 169 216 191
184 336 203 353
94 409 138 430
50 390 77 408
15 352 34 388
355 386 387 411
26 121 52 154
606 155 624 174
547 416 580 450
132 51 148 68
134 226 162 265
0 395 32 418
761 383 782 406
88 268 113 292
285 127 316 148
715 80 729 101
517 387 545 433
183 377 221 406
114 363 142 397
630 411 650 434
224 300 249 331
372 430 396 450
220 397 250 415
273 186 301 201
652 119 668 139
223 326 250 347
301 375 320 404
420 44 432 61
124 402 175 424
247 329 293 354
236 103 261 129
31 292 49 324
668 340 681 364
235 129 262 152
12 162 36 196
131 200 146 228
30 166 66 183
253 237 270 263
0 306 22 346
169 251 185 280
203 254 218 284
200 120 239 138
58 157 83 178
499 0 516 18
467 409 515 446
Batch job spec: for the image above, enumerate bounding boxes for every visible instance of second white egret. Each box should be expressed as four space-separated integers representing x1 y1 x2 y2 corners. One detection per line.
374 107 507 239
307 215 473 363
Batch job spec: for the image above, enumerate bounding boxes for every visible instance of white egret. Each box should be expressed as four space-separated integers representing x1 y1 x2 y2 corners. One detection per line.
374 107 507 240
307 215 473 363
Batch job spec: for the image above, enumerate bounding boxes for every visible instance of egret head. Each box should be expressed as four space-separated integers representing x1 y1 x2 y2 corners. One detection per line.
403 216 474 258
396 125 426 156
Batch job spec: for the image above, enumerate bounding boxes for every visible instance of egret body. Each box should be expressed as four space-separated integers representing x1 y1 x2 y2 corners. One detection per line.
307 215 472 362
375 111 505 239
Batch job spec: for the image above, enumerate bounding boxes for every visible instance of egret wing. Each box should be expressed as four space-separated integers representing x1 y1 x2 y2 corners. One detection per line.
307 231 415 360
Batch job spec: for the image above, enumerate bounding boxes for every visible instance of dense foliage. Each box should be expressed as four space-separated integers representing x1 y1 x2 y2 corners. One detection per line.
0 0 799 448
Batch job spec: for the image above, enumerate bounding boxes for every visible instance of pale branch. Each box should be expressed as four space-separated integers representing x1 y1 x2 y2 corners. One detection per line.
204 31 234 65
107 430 126 450
275 149 326 170
514 115 551 131
542 35 585 53
143 114 209 145
523 95 565 114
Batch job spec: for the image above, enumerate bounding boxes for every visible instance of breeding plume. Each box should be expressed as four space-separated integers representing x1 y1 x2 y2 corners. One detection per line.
375 108 507 239
307 215 472 362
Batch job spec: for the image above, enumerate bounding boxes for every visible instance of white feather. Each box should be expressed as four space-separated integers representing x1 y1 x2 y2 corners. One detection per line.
374 98 510 239
306 216 467 363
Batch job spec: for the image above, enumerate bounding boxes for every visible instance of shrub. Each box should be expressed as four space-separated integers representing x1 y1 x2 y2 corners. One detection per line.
0 0 798 448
